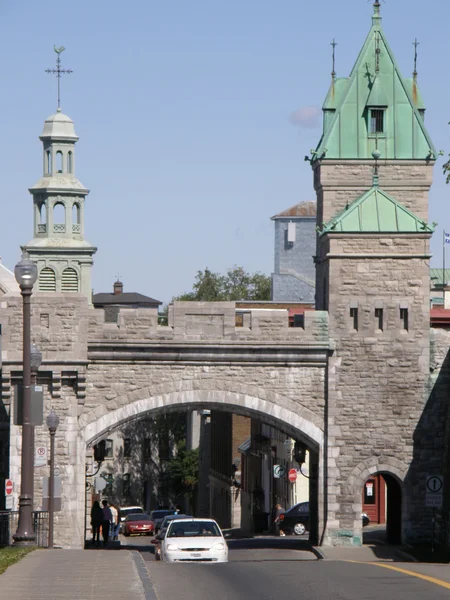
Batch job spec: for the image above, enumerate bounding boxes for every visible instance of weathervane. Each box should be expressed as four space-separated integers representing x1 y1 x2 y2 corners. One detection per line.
331 38 337 81
413 38 419 81
45 46 73 111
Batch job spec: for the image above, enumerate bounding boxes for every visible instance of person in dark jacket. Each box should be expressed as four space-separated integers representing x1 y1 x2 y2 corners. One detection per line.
91 501 103 545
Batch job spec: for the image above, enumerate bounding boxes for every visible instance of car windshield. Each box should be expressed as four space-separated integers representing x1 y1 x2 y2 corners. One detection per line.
126 514 150 521
167 521 221 538
151 510 174 520
121 508 143 518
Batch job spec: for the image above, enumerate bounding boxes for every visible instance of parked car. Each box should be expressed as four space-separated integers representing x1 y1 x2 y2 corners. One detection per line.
119 506 144 533
280 502 371 536
123 513 154 536
150 509 176 532
159 518 228 563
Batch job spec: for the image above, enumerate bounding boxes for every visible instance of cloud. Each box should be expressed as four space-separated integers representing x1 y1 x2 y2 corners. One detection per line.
289 106 321 129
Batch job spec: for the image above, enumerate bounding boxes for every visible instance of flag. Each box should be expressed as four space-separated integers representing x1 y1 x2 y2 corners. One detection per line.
445 232 450 244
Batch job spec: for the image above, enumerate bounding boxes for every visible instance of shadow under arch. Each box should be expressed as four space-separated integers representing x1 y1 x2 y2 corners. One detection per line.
349 457 407 545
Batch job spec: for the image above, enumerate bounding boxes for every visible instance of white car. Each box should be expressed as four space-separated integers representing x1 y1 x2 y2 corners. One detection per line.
160 518 228 563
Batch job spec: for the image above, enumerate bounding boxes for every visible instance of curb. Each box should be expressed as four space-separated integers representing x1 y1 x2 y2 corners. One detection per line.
131 551 159 600
311 546 325 560
395 548 419 563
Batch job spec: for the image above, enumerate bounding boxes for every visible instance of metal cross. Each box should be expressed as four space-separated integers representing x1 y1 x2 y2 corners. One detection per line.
45 46 73 110
330 39 337 80
413 38 420 80
115 273 122 282
375 32 381 73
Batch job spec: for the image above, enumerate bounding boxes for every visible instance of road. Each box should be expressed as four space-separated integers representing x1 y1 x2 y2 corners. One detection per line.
120 535 450 599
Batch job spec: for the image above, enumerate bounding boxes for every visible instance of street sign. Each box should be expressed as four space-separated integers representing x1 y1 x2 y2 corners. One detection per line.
426 475 443 508
35 446 47 467
288 468 297 483
5 495 13 510
5 479 13 495
42 476 62 498
273 465 286 479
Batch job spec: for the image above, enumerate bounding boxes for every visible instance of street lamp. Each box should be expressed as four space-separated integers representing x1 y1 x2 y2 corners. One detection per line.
13 252 38 545
46 409 59 548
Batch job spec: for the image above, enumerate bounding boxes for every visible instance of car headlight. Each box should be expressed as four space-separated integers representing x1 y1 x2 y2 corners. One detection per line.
212 543 225 550
166 544 180 551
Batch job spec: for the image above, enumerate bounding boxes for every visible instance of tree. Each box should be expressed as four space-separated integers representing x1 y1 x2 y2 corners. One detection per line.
167 441 199 513
174 266 271 302
444 154 450 184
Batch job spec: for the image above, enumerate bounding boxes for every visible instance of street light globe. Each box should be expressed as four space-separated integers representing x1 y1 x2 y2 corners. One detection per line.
46 409 59 432
14 252 37 290
30 343 42 372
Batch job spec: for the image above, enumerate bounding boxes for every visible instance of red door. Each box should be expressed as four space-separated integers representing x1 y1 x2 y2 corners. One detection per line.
362 475 386 524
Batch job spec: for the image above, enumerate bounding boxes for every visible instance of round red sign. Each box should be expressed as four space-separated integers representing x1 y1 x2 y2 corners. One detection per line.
288 469 297 483
5 480 13 495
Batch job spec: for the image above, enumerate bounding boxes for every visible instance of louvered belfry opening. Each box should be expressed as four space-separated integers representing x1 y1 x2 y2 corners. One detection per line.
39 267 56 292
61 267 79 292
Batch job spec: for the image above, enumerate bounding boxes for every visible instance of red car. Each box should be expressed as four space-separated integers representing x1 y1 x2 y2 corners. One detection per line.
123 513 155 536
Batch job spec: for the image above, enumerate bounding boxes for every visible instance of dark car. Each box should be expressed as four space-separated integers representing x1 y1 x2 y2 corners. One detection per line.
150 509 176 532
154 513 191 534
280 502 370 536
123 513 154 536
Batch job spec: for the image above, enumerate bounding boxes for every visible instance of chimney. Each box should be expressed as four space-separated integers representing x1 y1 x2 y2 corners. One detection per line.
113 280 123 295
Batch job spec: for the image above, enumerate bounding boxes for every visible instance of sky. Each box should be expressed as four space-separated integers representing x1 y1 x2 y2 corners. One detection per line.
0 0 449 304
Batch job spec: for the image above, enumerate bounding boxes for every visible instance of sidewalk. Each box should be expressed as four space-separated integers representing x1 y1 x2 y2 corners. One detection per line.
0 548 157 600
313 543 417 562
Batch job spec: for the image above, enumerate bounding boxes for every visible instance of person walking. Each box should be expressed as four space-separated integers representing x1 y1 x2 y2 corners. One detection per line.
102 499 113 546
273 503 286 537
90 500 103 546
110 503 119 541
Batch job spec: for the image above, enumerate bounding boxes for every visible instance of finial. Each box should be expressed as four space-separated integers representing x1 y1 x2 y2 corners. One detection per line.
330 38 337 81
45 46 73 111
372 0 382 25
372 148 381 186
413 38 419 81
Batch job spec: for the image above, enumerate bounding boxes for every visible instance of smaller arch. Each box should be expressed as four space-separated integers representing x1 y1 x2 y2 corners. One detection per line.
56 151 63 173
53 202 66 232
61 267 79 292
72 203 81 225
39 202 47 225
38 267 56 292
46 150 52 175
67 151 73 174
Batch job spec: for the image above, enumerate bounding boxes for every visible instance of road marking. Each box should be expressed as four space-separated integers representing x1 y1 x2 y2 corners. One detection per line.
345 561 450 591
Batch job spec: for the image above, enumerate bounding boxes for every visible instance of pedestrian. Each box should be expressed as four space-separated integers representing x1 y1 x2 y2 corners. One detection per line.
90 500 103 546
110 503 119 541
102 499 113 546
273 503 285 537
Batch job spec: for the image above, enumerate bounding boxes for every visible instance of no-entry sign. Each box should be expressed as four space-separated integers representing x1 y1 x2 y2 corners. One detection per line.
5 479 13 495
288 469 297 483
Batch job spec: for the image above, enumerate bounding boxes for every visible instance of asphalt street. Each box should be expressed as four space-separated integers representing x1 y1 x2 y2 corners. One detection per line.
120 535 450 599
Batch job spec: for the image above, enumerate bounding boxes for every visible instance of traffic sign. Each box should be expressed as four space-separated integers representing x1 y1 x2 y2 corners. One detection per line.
288 468 297 483
35 446 47 468
5 479 13 495
5 495 13 510
426 475 443 508
273 465 286 479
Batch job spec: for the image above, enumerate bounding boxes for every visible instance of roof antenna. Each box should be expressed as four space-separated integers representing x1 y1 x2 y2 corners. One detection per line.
413 38 419 81
331 38 337 81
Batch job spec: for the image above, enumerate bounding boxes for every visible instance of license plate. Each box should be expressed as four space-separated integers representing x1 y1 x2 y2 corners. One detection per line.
191 553 201 558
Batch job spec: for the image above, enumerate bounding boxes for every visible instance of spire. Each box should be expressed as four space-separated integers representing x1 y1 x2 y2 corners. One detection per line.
331 38 337 82
372 0 381 27
45 46 73 111
413 38 419 82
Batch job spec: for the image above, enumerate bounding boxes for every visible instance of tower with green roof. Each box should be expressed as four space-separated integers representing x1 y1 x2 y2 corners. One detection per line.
313 2 438 546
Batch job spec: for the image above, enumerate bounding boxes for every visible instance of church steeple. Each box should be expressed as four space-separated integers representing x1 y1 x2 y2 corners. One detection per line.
23 107 96 302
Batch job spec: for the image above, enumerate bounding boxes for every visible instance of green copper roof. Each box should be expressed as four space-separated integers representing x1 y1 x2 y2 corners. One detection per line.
320 180 434 235
314 3 436 161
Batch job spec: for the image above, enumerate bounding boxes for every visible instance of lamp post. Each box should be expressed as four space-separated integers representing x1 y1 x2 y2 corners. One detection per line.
13 252 38 545
46 409 59 548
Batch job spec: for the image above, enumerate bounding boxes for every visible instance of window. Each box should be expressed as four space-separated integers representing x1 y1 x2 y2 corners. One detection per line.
61 268 79 292
67 151 73 173
38 267 56 292
123 438 131 458
350 307 358 331
375 308 383 331
400 307 409 331
105 439 114 459
56 151 63 173
72 203 80 225
46 150 52 174
39 202 47 225
144 438 151 460
369 109 385 134
53 202 65 226
123 473 131 496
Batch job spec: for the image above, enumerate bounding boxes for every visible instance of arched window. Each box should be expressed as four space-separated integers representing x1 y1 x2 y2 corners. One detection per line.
72 203 80 225
53 202 65 232
56 151 63 173
38 267 56 292
46 150 52 174
67 151 73 173
61 267 79 292
39 202 47 225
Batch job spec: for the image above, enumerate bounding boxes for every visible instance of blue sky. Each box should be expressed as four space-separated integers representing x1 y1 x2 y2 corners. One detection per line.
0 0 449 303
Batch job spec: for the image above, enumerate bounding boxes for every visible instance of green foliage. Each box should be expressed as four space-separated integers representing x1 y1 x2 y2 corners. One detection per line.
444 156 450 184
174 265 271 302
167 440 199 503
0 547 36 575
